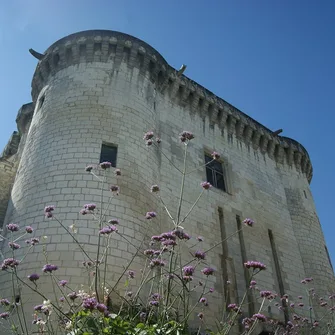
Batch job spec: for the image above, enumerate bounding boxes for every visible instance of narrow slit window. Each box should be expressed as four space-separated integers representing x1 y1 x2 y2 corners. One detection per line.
205 154 226 192
100 143 117 167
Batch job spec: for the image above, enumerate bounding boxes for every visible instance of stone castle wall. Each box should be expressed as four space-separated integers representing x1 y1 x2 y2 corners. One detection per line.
0 30 333 332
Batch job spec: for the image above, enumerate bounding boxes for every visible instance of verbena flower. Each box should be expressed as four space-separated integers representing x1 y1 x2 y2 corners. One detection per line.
146 139 153 146
28 273 40 282
301 277 313 284
84 204 96 211
100 162 112 170
42 264 58 273
198 312 204 320
97 303 107 313
150 300 159 307
183 275 193 282
179 131 194 142
183 266 195 276
145 211 157 219
0 299 10 306
244 261 266 271
150 185 160 193
8 242 20 250
6 223 19 232
143 131 154 141
82 297 97 310
99 225 117 235
195 250 206 260
85 165 93 172
144 249 155 256
0 312 10 319
260 291 277 299
202 267 215 276
199 297 208 305
197 236 204 242
110 185 119 194
114 168 121 176
242 317 255 330
30 237 39 246
128 270 135 279
25 226 33 233
1 258 19 270
59 280 68 287
201 181 212 190
243 218 254 227
250 280 257 287
174 229 190 240
139 312 147 321
228 303 239 312
149 258 165 268
80 209 88 215
44 205 55 213
156 138 161 144
211 151 220 160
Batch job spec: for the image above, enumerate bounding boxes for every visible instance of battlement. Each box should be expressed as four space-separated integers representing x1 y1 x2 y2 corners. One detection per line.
31 29 312 182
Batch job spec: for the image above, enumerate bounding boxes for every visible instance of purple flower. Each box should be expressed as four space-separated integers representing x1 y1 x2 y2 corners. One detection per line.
99 225 117 235
143 131 154 141
209 288 214 293
0 312 9 319
144 249 155 256
260 291 277 300
80 209 88 215
174 229 190 240
84 203 96 211
145 211 157 219
25 226 33 234
44 205 55 213
290 303 295 308
156 138 161 144
250 280 257 287
162 239 177 247
110 185 119 194
243 218 254 227
183 266 195 276
139 312 147 321
97 303 107 312
211 151 220 160
320 302 327 307
59 280 68 287
82 297 97 310
42 264 58 273
85 165 93 172
244 261 266 271
100 162 112 170
179 131 194 142
201 181 212 190
1 258 19 270
150 185 160 193
253 313 267 322
0 299 10 306
128 270 135 279
242 318 255 330
8 242 20 250
108 218 119 225
197 236 204 242
59 297 65 302
202 267 215 276
301 277 313 284
228 303 239 312
198 312 204 320
6 223 19 232
298 295 303 299
150 300 159 307
149 258 165 268
34 305 43 311
298 303 304 307
115 169 121 176
146 139 153 146
30 237 39 246
199 297 207 304
68 292 78 301
194 250 206 260
28 273 40 282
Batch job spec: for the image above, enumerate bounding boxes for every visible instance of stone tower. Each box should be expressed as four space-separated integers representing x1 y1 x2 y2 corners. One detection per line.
0 30 334 332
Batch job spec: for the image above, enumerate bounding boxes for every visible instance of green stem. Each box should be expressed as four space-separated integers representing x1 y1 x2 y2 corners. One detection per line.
176 143 188 226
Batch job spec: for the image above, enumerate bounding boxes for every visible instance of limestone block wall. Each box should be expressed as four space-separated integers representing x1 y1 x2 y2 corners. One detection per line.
0 30 333 332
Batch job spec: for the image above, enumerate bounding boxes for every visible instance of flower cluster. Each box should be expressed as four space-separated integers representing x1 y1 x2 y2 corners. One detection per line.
194 250 206 260
145 211 157 219
260 290 277 300
28 273 40 282
42 264 58 273
179 131 194 143
201 181 212 190
100 162 112 170
244 261 266 271
243 218 254 227
99 225 117 235
201 267 215 276
149 258 165 268
1 258 19 270
6 223 19 232
44 205 55 218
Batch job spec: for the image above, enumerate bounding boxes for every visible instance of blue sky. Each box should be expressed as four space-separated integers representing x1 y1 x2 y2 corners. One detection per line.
0 1 334 264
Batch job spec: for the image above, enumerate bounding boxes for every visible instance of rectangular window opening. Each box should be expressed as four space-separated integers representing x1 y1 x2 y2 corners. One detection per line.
205 154 226 192
100 143 117 167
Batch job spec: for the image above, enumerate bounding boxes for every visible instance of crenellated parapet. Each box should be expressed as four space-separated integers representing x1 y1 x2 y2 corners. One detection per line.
31 30 313 182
